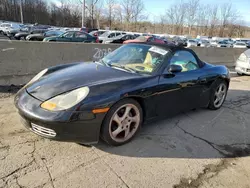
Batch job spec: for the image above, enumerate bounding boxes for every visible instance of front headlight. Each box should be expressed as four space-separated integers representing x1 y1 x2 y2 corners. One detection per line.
41 87 90 111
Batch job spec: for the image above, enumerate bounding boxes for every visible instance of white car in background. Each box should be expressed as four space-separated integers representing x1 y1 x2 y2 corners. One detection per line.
210 40 218 47
233 42 247 48
187 39 198 47
0 23 11 34
235 49 250 75
98 31 127 43
200 40 210 47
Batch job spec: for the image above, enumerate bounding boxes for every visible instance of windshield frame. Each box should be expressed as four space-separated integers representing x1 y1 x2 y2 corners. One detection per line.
99 43 169 76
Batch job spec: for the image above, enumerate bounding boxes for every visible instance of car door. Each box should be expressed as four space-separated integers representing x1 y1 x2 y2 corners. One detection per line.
74 32 89 42
57 31 74 42
157 50 207 116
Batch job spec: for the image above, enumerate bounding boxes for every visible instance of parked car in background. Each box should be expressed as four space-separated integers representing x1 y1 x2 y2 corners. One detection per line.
99 31 127 43
26 29 49 41
89 30 106 37
6 24 25 38
43 31 98 43
172 38 186 47
123 36 165 44
217 41 231 48
210 40 218 47
80 27 89 33
15 29 46 40
200 40 210 47
105 34 136 44
233 42 247 48
235 49 250 75
247 41 250 48
187 39 198 47
0 23 10 34
223 39 234 47
26 30 64 41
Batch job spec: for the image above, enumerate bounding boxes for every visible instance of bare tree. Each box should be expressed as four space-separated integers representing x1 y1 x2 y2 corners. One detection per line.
219 3 239 37
85 0 99 28
105 0 116 29
132 0 145 31
165 1 186 35
208 5 218 37
186 0 199 35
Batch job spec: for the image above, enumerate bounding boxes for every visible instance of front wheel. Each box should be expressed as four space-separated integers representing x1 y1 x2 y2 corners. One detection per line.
101 99 143 146
208 80 228 110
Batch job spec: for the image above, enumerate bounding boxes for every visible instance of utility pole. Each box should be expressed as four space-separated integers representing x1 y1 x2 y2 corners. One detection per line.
20 0 24 24
82 0 86 27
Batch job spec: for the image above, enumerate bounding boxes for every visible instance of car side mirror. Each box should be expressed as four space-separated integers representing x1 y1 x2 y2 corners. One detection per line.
168 64 183 73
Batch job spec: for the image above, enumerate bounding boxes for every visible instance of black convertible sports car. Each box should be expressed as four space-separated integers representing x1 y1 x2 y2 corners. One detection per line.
14 43 230 146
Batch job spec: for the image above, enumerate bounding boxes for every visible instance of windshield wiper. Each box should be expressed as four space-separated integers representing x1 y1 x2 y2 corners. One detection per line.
110 64 138 74
96 59 110 67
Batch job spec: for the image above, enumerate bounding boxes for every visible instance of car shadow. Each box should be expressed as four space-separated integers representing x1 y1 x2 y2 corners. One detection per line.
94 89 250 159
0 85 23 93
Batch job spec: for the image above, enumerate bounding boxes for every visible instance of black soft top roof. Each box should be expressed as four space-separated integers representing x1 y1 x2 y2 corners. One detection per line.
125 42 205 67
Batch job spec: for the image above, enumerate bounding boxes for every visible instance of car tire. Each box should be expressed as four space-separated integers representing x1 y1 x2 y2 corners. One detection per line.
237 72 243 76
208 79 228 110
100 98 143 146
20 36 25 40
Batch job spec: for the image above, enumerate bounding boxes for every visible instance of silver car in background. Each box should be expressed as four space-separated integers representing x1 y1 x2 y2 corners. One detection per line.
187 39 198 47
200 40 211 47
98 31 127 43
235 49 250 75
233 42 247 48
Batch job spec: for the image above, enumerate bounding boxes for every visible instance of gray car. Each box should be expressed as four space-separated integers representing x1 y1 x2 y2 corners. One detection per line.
98 31 127 43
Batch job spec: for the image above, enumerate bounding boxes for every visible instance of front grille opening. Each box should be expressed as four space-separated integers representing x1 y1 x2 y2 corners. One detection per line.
31 123 56 138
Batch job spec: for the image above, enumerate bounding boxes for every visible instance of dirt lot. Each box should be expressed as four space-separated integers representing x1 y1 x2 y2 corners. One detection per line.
0 76 250 188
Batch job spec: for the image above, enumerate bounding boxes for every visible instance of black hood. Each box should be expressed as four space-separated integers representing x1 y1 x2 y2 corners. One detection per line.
26 62 140 101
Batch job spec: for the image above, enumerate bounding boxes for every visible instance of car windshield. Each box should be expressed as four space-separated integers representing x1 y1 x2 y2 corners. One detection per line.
46 30 64 35
99 44 168 75
99 31 110 37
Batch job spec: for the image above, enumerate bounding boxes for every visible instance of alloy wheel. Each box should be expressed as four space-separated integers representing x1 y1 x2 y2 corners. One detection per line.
109 104 140 143
214 83 227 108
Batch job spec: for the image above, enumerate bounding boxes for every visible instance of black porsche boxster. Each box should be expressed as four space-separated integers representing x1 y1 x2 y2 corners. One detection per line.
15 43 230 146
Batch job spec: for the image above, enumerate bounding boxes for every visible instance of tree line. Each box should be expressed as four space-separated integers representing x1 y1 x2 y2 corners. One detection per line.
0 0 248 37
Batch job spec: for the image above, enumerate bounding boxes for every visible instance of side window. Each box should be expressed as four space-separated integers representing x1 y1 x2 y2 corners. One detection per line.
62 32 74 38
170 51 199 72
75 32 87 39
109 33 116 38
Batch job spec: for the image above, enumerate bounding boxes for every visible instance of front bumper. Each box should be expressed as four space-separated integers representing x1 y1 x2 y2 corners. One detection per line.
14 89 106 144
235 61 250 75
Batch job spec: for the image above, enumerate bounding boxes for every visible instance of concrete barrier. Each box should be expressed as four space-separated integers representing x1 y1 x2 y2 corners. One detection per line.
0 40 247 85
0 41 120 85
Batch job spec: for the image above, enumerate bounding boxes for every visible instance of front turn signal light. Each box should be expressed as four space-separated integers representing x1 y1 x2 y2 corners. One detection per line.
41 101 57 111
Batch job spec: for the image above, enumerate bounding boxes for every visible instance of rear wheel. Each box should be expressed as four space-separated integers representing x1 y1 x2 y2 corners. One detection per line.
237 72 243 76
208 80 228 110
20 36 25 40
101 99 143 146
